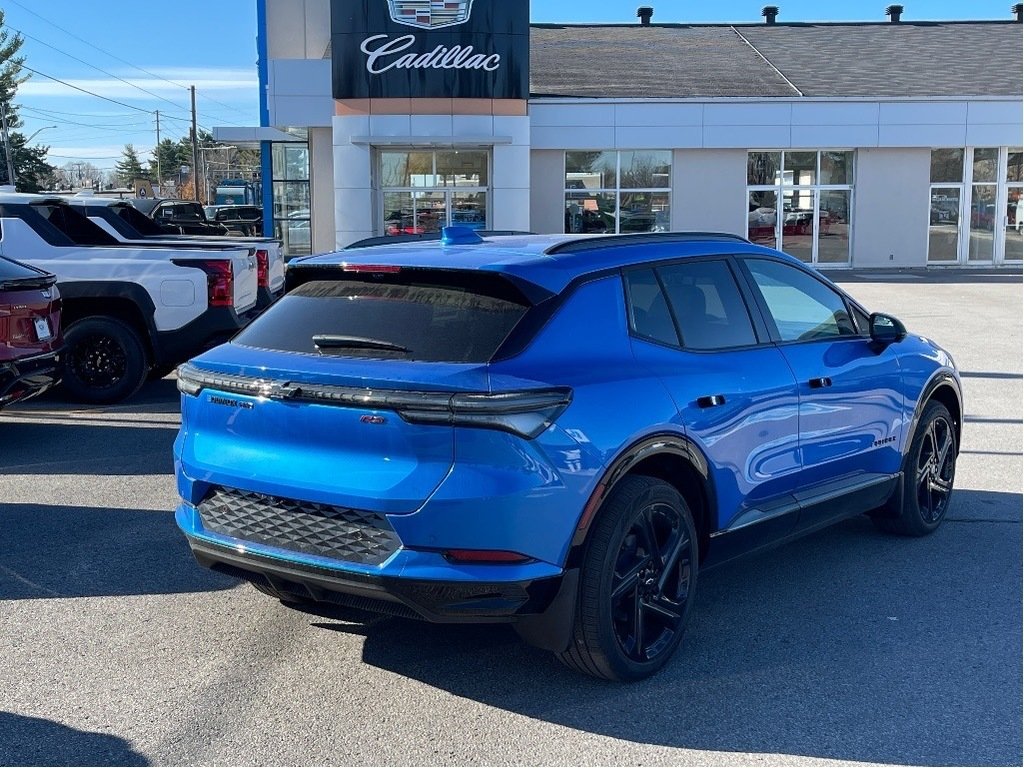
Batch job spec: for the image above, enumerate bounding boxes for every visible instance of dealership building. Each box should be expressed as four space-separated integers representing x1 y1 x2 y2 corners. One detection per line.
216 1 1024 267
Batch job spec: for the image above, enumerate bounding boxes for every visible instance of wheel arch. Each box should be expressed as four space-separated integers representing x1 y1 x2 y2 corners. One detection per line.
910 372 963 454
566 433 716 568
58 282 157 359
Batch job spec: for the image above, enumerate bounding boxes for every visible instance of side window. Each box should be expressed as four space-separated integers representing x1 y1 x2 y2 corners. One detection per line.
745 258 856 342
657 260 758 350
624 268 679 346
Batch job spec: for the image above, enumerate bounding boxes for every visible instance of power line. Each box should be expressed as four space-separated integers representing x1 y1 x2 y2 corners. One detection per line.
19 66 213 134
17 105 139 118
20 108 152 129
20 65 157 114
12 26 193 115
6 0 254 122
6 0 191 90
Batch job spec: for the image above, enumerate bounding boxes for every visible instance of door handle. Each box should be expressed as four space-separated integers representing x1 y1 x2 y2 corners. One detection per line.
809 377 833 389
697 394 727 408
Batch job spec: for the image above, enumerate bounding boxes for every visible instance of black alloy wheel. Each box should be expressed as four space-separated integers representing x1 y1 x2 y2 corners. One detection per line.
873 400 958 536
558 475 698 681
915 411 956 523
70 332 128 389
610 500 694 663
61 316 149 404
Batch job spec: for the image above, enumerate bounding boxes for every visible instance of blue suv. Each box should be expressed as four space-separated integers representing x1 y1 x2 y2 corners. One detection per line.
174 230 962 681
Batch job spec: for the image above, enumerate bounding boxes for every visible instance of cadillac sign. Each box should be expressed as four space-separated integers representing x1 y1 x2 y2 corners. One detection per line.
331 0 529 100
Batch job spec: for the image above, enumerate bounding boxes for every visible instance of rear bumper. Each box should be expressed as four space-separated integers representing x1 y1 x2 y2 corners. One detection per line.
152 306 259 367
176 503 568 624
0 348 62 407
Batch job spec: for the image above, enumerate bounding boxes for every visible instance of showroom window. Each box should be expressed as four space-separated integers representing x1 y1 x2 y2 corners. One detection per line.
747 150 854 266
928 147 1022 265
565 151 671 234
378 149 489 236
271 139 311 257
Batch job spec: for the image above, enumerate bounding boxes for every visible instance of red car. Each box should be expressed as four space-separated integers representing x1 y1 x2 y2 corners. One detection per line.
0 256 62 409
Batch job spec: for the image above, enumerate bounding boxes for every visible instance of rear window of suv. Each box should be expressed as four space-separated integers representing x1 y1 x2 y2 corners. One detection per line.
233 279 530 363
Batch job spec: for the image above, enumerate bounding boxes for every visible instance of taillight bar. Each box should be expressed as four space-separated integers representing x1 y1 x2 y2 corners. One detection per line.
174 259 233 308
255 249 269 288
176 363 572 439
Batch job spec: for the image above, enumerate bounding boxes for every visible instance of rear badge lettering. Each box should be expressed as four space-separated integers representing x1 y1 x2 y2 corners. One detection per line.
210 395 254 410
361 414 387 425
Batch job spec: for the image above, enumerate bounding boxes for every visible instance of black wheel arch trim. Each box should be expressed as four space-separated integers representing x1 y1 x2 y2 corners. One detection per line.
57 281 159 341
566 432 715 567
908 371 963 456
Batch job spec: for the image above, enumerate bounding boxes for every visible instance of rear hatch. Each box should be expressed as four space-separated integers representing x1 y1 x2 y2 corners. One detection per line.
177 266 555 514
0 257 60 361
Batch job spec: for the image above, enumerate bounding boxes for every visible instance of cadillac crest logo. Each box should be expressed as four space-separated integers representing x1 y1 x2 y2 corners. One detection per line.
387 0 474 29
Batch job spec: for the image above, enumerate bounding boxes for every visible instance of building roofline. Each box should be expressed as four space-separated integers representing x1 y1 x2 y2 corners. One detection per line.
530 20 1020 29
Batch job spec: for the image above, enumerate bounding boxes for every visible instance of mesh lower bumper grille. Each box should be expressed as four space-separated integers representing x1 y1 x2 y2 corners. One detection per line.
198 486 401 566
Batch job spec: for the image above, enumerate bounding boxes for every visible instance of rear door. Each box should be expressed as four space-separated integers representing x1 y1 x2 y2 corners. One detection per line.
737 257 905 531
625 257 803 559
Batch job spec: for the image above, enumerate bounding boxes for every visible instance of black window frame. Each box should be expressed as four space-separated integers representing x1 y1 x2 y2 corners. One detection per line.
735 256 862 345
621 255 771 353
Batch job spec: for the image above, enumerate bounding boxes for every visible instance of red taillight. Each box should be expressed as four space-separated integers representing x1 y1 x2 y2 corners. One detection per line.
342 264 402 273
255 249 269 288
443 549 532 564
175 259 233 308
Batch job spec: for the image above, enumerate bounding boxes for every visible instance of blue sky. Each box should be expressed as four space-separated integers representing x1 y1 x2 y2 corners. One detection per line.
4 0 1018 170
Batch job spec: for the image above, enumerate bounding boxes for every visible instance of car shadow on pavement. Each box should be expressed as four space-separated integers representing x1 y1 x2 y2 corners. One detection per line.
0 503 236 600
315 490 1022 766
18 377 182 416
0 712 148 766
0 419 178 476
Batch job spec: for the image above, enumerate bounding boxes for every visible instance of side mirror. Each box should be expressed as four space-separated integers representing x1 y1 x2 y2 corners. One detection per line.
870 312 907 344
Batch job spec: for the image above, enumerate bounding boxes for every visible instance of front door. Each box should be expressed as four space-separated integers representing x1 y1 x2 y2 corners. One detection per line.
739 257 905 532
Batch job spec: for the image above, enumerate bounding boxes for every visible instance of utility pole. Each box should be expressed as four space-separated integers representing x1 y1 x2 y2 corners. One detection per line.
155 110 162 189
190 86 200 202
0 99 17 188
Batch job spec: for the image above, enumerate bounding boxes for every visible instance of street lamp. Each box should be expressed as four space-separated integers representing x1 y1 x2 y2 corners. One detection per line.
25 125 56 144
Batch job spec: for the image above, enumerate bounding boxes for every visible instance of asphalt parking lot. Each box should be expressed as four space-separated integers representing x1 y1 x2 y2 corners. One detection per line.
1 272 1021 767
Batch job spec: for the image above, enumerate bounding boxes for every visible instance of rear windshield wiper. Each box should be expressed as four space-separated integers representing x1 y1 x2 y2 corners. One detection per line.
312 335 410 354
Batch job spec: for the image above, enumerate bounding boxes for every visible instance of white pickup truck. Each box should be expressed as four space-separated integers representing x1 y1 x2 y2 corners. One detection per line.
67 196 286 308
0 193 261 403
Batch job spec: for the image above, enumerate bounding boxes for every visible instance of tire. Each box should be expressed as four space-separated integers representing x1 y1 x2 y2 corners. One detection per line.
558 475 699 682
872 401 958 536
61 316 149 404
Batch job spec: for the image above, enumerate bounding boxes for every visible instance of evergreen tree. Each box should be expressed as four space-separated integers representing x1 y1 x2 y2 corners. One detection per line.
149 138 187 184
0 9 55 192
115 144 148 185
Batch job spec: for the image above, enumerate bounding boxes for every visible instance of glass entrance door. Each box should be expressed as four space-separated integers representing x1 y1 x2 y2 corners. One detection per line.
379 149 489 236
1006 186 1023 263
928 187 962 263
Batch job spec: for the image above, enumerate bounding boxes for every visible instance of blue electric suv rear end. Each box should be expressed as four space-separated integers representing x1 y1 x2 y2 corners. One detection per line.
174 230 962 681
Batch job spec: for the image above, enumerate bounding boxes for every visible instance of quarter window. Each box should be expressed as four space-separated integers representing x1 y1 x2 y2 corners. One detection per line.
565 151 671 235
625 268 678 346
745 259 856 342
